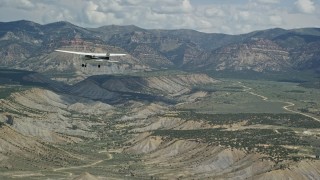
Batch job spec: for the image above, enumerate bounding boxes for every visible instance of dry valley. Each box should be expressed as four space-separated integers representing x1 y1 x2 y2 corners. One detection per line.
0 70 320 179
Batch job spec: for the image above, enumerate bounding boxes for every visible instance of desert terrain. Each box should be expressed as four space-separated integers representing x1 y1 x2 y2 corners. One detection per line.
0 69 320 179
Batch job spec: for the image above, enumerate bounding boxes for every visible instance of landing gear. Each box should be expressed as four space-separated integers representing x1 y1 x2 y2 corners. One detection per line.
81 64 101 68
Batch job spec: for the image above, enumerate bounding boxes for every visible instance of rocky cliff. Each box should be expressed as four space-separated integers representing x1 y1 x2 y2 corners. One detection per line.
1 20 319 81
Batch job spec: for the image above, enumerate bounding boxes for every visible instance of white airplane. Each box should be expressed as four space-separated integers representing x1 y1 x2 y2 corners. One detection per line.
55 49 126 68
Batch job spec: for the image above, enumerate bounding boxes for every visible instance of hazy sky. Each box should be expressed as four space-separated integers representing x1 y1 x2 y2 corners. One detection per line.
0 0 319 34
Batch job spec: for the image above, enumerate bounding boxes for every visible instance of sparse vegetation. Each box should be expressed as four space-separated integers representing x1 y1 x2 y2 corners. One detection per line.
0 85 31 99
152 128 305 162
5 115 14 125
284 90 306 93
170 112 320 128
0 69 319 179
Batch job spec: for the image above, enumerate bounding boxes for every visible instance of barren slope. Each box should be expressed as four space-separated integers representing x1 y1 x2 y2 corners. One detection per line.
126 131 320 179
0 71 319 179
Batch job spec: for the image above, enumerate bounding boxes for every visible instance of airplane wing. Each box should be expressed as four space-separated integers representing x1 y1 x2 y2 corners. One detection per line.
55 49 124 67
94 59 119 63
110 53 126 56
55 50 126 57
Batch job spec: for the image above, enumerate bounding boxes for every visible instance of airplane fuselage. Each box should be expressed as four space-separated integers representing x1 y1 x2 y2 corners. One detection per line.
84 55 110 60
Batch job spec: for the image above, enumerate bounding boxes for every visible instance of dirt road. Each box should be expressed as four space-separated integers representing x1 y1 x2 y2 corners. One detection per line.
238 81 320 122
53 151 113 172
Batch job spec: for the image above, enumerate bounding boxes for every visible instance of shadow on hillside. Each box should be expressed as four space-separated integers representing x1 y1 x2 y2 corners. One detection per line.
0 69 176 105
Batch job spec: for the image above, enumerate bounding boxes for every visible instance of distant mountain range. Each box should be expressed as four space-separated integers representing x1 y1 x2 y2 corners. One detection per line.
0 20 319 77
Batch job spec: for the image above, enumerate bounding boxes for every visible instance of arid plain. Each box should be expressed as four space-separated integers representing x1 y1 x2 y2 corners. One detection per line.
0 69 320 179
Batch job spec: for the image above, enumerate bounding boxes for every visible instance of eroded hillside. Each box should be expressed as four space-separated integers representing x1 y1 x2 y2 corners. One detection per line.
0 70 320 179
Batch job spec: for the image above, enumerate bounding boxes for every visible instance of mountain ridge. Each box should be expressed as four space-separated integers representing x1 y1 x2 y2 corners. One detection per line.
0 20 319 80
